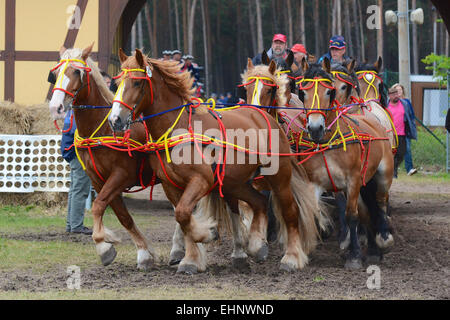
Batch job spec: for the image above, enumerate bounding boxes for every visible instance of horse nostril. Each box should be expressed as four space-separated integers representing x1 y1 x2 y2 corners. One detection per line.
57 105 64 114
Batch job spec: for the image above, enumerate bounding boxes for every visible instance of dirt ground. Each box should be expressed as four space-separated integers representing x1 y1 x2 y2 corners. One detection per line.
0 180 449 300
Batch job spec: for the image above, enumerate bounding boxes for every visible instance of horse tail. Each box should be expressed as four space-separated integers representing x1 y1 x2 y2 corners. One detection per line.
193 192 232 236
276 158 332 254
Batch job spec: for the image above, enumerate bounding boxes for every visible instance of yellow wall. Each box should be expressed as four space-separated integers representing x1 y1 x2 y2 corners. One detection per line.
16 0 77 51
15 61 56 105
12 0 100 104
74 0 99 50
0 2 5 50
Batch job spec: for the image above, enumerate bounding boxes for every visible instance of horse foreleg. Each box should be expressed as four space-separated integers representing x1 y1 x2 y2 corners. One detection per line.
109 196 156 270
226 198 250 271
168 222 185 265
375 191 394 250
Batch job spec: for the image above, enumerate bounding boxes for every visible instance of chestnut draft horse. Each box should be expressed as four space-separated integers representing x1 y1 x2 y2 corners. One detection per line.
48 44 157 270
242 57 394 268
108 48 326 273
354 57 398 151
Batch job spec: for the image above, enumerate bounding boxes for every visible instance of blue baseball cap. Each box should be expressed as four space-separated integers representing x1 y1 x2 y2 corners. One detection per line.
329 35 346 49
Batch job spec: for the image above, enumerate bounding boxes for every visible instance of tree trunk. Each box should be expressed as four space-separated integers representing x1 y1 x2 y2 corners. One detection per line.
152 0 158 56
174 0 181 50
167 0 174 50
300 0 305 45
200 0 209 97
137 12 144 50
144 3 157 56
314 0 320 55
352 0 361 61
188 0 198 55
357 0 365 61
343 0 353 58
255 0 264 53
332 0 336 35
182 0 188 52
248 0 257 55
287 0 293 47
337 0 342 36
377 0 383 61
271 0 278 35
131 20 136 51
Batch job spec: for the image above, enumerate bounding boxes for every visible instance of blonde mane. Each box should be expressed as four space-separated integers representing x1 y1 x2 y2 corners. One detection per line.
241 65 290 107
62 48 114 104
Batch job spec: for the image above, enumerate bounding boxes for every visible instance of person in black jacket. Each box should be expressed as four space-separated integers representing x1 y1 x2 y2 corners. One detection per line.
446 108 450 134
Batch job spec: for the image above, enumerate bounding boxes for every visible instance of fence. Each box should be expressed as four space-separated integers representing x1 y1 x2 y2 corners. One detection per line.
0 135 70 193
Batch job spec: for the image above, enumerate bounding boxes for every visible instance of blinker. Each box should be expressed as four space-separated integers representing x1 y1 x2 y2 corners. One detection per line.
48 71 57 84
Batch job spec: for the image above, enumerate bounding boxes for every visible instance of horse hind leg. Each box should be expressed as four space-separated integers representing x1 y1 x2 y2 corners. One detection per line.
169 222 185 265
226 198 250 271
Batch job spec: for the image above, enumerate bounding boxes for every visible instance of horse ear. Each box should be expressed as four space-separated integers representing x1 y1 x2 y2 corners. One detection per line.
285 50 294 69
346 58 356 73
268 60 277 74
301 57 309 73
247 58 254 70
81 42 94 61
119 48 128 64
59 46 67 57
321 57 331 73
135 49 145 67
262 50 270 65
374 56 383 72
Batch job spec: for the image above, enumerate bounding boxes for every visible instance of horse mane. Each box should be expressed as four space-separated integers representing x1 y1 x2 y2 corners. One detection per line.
241 65 290 107
61 48 114 104
331 62 361 96
146 57 195 103
303 63 332 81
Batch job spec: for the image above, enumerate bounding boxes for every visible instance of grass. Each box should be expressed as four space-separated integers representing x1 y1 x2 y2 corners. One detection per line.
411 127 448 171
395 170 450 184
0 284 291 300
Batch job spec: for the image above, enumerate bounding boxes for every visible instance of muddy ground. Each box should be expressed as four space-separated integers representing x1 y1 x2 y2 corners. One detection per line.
0 180 449 300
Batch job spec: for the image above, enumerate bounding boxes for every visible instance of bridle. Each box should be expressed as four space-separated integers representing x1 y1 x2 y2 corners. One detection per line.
238 76 278 107
297 77 336 119
355 70 382 100
112 66 154 124
48 58 92 112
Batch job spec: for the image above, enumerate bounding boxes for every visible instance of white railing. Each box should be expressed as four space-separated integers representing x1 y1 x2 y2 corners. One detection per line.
0 135 70 193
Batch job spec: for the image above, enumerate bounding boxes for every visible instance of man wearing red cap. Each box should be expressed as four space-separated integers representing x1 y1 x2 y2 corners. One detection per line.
291 43 307 67
252 33 289 65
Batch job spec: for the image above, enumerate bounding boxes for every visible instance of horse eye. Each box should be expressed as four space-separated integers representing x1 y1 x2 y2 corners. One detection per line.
74 69 81 76
326 89 331 96
133 81 141 87
341 84 347 90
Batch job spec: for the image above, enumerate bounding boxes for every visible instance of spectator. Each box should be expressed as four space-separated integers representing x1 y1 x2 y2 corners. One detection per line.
387 85 417 178
181 55 200 83
61 109 93 235
218 94 227 104
318 35 350 64
291 43 307 67
393 83 418 176
101 71 116 93
162 50 172 61
172 50 183 64
252 34 289 65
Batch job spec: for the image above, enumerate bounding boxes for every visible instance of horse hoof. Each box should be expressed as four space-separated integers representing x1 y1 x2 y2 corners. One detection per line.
137 249 154 271
280 262 297 273
100 245 117 266
254 243 269 263
177 264 198 275
169 250 185 266
232 257 250 271
359 234 368 247
344 258 363 270
376 233 394 252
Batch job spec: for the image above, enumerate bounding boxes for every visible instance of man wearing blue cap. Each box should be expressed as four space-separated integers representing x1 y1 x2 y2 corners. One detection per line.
318 35 349 64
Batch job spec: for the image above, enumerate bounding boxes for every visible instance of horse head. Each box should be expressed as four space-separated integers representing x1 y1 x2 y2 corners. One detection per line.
355 57 387 107
298 57 336 143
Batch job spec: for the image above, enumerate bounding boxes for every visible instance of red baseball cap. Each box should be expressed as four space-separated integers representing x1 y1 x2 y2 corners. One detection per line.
272 34 287 43
291 44 306 54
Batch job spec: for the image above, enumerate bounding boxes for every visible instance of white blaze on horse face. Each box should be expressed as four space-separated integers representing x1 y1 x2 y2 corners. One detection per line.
109 81 129 127
251 80 264 105
364 73 374 82
49 69 70 120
